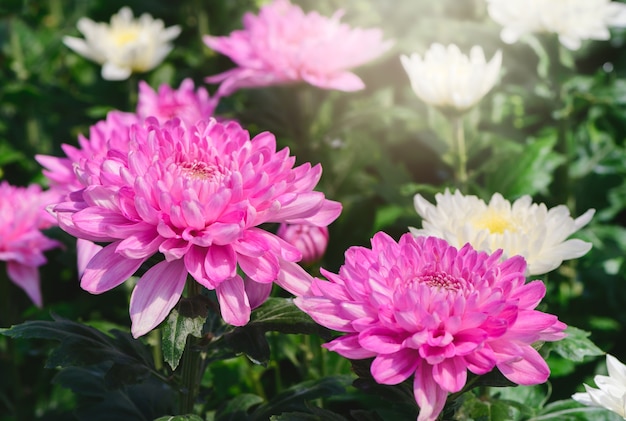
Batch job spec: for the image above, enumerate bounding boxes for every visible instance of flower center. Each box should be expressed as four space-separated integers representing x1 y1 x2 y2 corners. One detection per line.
473 211 515 234
415 272 461 292
112 29 140 46
180 160 223 182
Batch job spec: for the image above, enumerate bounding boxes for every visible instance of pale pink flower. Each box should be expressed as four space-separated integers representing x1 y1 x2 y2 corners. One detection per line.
0 182 62 307
137 79 218 126
51 117 341 338
203 0 393 96
295 233 566 421
277 223 329 264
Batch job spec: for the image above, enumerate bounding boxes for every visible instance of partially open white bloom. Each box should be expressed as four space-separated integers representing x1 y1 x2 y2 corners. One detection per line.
486 0 626 50
410 189 594 275
572 354 626 419
63 7 181 80
400 43 502 112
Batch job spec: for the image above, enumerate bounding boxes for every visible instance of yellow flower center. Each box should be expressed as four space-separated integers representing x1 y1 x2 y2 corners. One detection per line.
473 211 515 234
112 29 140 46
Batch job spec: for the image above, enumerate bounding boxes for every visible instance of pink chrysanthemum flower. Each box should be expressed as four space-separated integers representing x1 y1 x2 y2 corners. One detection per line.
203 0 393 96
277 223 329 264
295 233 566 421
51 117 341 338
37 80 218 275
0 182 62 307
137 78 218 126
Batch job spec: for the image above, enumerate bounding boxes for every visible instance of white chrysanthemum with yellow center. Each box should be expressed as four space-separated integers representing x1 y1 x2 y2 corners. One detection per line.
486 0 626 50
410 189 594 275
400 43 502 112
63 7 181 80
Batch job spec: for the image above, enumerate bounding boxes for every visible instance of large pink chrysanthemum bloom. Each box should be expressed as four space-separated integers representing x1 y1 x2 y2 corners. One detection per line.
0 182 62 307
137 78 218 126
203 0 393 97
37 79 217 275
295 233 566 421
51 117 341 338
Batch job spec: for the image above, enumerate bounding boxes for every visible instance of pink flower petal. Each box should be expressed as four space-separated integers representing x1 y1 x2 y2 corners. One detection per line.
370 348 419 385
275 259 313 296
204 244 237 284
496 345 550 385
243 276 273 309
414 362 448 421
324 335 377 359
216 274 251 326
7 262 42 308
115 229 162 259
81 243 146 294
432 357 468 393
129 259 187 338
76 238 103 278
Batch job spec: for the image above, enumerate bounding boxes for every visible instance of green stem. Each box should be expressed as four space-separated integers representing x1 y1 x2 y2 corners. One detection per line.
1 268 23 420
452 115 468 191
178 280 203 415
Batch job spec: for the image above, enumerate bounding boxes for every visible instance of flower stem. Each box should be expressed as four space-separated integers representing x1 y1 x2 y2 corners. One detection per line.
178 280 203 415
452 115 468 191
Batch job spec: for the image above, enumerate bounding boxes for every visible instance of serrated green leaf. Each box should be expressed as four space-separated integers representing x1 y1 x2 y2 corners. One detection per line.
162 308 205 370
485 135 565 198
549 326 604 362
1 315 154 386
248 297 331 338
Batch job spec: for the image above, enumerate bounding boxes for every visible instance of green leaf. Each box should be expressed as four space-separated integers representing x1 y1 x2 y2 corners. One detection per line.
271 406 349 421
215 393 264 421
248 297 331 338
223 325 271 366
454 392 519 421
485 135 565 198
250 376 352 421
162 308 205 370
154 416 205 421
535 399 625 420
53 363 174 421
1 315 154 387
548 326 604 362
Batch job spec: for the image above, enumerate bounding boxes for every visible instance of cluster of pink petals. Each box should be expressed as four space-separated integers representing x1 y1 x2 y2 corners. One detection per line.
51 117 341 338
137 79 218 126
295 233 566 421
203 0 393 96
277 223 329 265
0 182 62 307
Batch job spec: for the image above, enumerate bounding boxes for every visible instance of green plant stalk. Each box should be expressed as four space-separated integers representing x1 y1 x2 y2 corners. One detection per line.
178 280 203 415
452 115 468 191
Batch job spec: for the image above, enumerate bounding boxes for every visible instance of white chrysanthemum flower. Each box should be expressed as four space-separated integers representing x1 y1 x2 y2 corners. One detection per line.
572 354 626 419
400 43 502 112
486 0 626 50
63 7 181 80
410 189 594 276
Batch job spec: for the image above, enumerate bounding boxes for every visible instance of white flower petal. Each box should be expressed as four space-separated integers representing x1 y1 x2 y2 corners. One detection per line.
401 44 501 112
